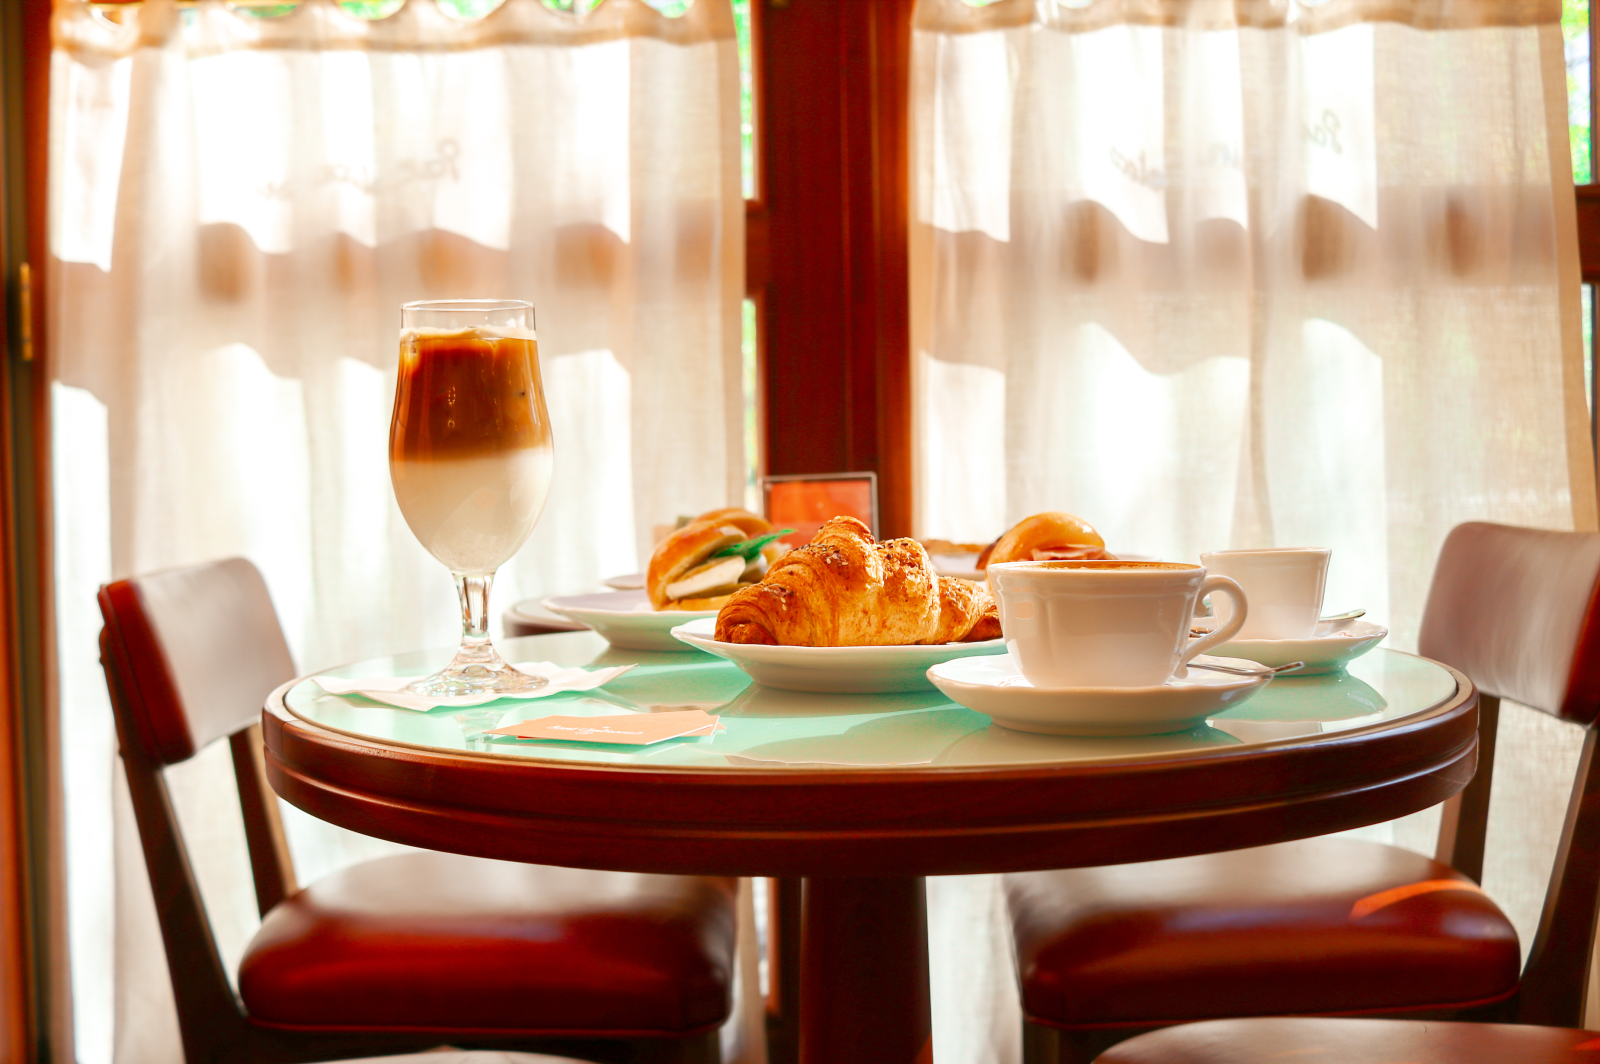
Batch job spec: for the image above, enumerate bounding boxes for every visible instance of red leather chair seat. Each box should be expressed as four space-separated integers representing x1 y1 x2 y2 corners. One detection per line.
238 852 737 1036
1007 838 1520 1027
1097 1017 1600 1063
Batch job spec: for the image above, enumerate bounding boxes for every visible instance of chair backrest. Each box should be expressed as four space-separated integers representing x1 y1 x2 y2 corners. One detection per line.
97 557 300 1064
1415 521 1600 1027
98 557 296 765
1419 522 1600 724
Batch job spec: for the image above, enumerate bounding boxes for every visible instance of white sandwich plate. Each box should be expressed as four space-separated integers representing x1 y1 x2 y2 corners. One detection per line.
670 616 1007 694
1195 618 1388 675
926 653 1272 736
543 590 716 652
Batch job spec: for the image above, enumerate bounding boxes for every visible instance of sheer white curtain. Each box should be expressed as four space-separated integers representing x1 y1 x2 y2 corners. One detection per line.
913 0 1596 1060
50 1 744 1061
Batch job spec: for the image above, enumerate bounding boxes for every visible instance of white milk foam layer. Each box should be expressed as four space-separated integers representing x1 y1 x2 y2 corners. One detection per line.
400 326 539 342
391 446 554 573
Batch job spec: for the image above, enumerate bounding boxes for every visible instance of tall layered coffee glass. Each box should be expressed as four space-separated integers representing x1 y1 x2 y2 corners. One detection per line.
390 300 553 696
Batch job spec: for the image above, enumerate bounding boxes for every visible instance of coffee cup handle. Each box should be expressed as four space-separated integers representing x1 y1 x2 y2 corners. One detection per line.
1178 576 1248 675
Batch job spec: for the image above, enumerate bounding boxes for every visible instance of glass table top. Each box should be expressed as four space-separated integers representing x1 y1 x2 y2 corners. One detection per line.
282 633 1459 772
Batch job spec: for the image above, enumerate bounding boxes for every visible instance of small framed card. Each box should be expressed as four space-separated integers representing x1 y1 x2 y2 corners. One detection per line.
763 471 878 548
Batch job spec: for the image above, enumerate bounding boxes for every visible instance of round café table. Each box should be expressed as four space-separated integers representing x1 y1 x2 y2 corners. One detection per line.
262 633 1477 1064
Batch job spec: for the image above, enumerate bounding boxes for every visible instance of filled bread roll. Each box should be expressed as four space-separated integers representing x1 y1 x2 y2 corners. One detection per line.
977 512 1111 584
694 506 789 566
647 521 749 610
647 516 792 611
715 516 1001 646
695 507 771 537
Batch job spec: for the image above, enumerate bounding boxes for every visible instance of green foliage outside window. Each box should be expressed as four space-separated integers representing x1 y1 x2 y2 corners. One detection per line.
337 0 405 15
1565 0 1591 184
732 0 754 199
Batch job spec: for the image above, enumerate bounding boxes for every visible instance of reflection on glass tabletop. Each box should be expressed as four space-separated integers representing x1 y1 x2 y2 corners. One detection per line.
282 633 1456 772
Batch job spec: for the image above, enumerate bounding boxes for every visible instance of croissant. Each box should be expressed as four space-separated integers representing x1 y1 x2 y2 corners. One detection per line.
715 516 1001 646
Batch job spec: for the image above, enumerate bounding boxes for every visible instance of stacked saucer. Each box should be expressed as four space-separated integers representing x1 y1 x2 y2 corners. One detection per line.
927 654 1272 736
1194 617 1387 676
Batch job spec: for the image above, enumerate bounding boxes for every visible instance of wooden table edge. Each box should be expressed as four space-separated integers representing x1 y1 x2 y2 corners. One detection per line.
260 654 1479 877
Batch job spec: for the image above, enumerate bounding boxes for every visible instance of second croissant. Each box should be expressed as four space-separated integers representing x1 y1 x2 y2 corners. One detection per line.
715 516 1002 646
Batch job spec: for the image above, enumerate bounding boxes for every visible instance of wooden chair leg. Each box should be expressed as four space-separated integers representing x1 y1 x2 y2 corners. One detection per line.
1435 693 1501 882
1022 1018 1061 1064
1025 1022 1127 1064
1063 1027 1139 1064
765 877 803 1064
634 1031 722 1064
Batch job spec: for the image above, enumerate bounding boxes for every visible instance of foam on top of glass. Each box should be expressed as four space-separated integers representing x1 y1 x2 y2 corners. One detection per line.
400 326 538 342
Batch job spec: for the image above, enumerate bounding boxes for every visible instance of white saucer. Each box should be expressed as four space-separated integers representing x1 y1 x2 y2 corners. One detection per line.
543 590 716 652
926 654 1272 736
1201 618 1388 675
670 616 1007 694
602 572 646 591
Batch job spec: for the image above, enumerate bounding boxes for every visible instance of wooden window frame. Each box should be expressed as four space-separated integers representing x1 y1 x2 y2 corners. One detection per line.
0 2 61 1062
14 0 1600 1057
748 0 915 540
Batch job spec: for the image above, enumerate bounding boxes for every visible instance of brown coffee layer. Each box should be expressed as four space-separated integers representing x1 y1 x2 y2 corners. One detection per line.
390 333 550 461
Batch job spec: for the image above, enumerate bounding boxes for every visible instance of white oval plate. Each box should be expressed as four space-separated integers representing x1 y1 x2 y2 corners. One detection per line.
1202 618 1388 675
927 653 1271 736
602 571 646 591
929 552 984 582
543 590 716 652
669 616 1006 693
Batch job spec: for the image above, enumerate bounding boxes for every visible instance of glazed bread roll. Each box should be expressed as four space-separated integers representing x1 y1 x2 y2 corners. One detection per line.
715 516 1001 646
695 507 771 536
647 521 749 610
977 512 1110 574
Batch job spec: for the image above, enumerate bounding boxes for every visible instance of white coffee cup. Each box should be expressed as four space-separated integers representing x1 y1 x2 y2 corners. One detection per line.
1198 548 1330 640
988 560 1249 688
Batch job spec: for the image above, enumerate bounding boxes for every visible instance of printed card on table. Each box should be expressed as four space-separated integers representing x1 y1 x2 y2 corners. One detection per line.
488 708 724 746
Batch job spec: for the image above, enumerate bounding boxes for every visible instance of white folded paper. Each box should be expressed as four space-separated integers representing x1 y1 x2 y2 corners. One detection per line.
311 661 636 712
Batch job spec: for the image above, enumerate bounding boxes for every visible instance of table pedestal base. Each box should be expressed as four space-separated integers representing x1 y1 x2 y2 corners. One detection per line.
799 876 931 1064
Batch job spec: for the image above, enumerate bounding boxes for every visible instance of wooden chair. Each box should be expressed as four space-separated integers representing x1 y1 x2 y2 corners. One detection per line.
1094 1017 1600 1063
762 878 803 1064
1005 522 1600 1063
99 557 736 1064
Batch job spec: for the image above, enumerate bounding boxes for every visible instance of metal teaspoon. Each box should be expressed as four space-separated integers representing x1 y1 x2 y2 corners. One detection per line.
1187 660 1306 678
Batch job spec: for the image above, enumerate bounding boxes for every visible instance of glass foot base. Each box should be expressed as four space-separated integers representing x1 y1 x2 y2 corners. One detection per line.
405 655 547 698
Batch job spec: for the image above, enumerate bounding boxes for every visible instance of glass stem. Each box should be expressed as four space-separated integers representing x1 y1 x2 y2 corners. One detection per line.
453 571 497 666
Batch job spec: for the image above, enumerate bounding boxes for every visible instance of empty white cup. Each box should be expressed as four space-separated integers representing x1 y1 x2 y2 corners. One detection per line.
988 560 1248 688
1198 548 1330 640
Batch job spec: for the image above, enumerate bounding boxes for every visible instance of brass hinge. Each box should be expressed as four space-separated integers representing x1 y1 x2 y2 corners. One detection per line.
17 262 32 362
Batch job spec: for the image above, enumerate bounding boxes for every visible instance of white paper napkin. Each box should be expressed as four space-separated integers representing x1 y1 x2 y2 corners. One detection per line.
311 661 636 712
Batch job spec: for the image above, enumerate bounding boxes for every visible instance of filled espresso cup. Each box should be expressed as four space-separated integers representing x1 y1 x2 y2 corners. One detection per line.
988 560 1248 688
1198 548 1329 640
